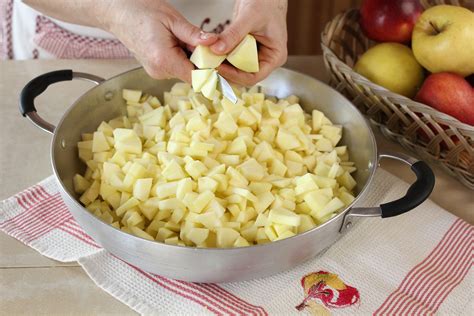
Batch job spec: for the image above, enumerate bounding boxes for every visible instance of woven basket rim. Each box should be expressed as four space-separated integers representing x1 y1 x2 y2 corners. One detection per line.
321 8 474 133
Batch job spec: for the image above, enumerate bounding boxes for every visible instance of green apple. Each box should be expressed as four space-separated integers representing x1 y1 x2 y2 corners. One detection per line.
226 34 259 73
354 43 424 98
190 45 226 69
412 5 474 77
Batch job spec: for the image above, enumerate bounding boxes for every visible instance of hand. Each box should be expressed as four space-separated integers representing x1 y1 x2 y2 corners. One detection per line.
101 0 218 83
210 0 288 86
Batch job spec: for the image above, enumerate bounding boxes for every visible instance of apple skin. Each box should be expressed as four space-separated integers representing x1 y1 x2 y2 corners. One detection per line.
360 0 423 43
412 5 474 77
415 72 474 126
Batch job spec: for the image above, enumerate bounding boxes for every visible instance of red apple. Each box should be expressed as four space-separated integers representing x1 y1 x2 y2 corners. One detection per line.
415 73 474 126
360 0 423 43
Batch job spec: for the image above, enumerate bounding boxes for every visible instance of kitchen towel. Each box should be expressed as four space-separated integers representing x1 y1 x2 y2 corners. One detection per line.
1 168 472 315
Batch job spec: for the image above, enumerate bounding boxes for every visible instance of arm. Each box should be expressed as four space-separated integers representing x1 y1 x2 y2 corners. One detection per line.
23 0 107 28
22 0 218 83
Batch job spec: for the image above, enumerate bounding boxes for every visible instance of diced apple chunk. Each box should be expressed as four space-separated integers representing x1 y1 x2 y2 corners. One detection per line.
233 236 250 247
226 34 259 73
312 197 345 221
73 174 91 194
214 112 238 137
253 191 275 214
201 70 218 100
92 131 110 153
338 171 357 191
191 69 214 92
298 214 316 233
190 45 226 69
130 226 154 240
216 228 240 248
187 227 209 245
162 160 186 181
276 128 300 151
133 178 152 201
268 208 301 227
304 190 331 216
238 158 265 181
122 89 142 103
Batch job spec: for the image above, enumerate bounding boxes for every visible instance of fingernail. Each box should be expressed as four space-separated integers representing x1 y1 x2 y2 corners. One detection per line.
199 31 215 40
214 41 226 52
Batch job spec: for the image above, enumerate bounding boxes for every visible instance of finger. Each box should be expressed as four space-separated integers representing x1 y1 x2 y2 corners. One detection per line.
166 48 194 83
217 61 274 86
209 17 252 55
142 47 194 83
169 13 218 46
186 44 195 52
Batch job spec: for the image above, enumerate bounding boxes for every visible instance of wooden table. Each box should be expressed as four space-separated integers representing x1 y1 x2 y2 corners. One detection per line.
1 56 472 315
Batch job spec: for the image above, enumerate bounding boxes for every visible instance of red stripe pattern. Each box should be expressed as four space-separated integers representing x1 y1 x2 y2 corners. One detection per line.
33 15 131 59
6 181 469 315
59 215 267 314
375 218 473 315
0 182 267 315
58 219 100 248
128 265 268 316
0 186 73 243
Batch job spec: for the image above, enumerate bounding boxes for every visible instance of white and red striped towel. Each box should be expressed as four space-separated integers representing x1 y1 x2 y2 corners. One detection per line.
1 169 472 315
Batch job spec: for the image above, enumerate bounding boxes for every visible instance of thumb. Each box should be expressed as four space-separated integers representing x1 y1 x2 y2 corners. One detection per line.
169 14 218 46
209 18 251 54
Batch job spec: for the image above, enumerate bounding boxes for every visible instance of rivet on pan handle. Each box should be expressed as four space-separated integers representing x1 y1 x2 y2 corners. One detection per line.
340 151 435 232
19 70 105 134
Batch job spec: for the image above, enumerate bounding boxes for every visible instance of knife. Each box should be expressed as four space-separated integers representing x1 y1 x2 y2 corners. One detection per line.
217 74 238 104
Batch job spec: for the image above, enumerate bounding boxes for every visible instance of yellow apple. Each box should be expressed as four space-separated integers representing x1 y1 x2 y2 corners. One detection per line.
412 5 474 77
354 43 424 98
226 34 259 73
190 45 226 69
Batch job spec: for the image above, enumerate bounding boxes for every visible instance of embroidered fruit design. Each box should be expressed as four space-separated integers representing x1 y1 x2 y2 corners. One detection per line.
296 271 360 315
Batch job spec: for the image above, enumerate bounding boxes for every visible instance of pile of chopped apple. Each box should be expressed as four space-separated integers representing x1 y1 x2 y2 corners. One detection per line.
73 84 357 248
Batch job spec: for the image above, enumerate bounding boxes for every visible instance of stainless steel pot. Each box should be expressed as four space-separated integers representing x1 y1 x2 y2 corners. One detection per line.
19 67 435 283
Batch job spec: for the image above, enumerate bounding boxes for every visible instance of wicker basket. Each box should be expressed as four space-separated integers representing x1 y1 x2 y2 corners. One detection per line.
321 0 474 189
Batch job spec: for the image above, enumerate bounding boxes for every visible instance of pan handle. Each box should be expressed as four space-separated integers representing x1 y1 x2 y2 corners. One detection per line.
19 70 105 134
341 152 435 232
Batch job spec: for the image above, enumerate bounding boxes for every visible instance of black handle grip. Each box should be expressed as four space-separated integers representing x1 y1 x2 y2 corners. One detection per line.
20 70 73 116
380 161 435 218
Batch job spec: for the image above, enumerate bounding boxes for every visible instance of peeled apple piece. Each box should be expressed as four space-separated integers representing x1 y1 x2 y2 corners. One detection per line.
190 45 226 69
226 34 259 73
192 69 214 93
200 70 218 100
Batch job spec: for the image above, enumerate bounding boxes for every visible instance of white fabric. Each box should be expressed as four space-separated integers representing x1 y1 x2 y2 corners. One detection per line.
12 0 234 59
1 169 472 315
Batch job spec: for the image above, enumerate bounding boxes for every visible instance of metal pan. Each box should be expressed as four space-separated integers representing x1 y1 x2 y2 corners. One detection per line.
19 67 434 283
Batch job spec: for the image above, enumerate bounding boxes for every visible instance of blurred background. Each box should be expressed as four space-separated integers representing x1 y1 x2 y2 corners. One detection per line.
287 0 362 55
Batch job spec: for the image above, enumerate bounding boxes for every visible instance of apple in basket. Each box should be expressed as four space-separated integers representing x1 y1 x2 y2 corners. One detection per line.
415 73 474 126
412 5 474 77
414 73 473 156
354 42 424 98
359 0 423 43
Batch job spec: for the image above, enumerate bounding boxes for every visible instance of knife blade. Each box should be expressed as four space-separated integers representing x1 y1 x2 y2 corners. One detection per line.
217 74 238 104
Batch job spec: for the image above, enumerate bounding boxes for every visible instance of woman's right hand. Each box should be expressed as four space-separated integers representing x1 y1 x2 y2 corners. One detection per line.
100 0 218 83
